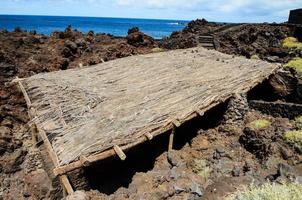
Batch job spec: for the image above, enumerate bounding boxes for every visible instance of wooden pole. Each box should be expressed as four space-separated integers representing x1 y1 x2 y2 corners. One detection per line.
144 132 153 140
60 175 74 195
172 119 181 127
113 145 126 160
168 125 176 151
13 77 32 108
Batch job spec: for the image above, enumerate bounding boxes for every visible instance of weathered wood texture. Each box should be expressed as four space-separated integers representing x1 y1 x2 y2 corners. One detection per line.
20 47 279 167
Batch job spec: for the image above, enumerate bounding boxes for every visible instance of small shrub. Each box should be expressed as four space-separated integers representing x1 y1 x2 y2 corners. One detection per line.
284 130 302 153
247 119 270 131
282 37 302 50
285 58 302 78
250 55 260 60
294 116 302 129
151 47 164 53
192 159 212 181
226 183 302 200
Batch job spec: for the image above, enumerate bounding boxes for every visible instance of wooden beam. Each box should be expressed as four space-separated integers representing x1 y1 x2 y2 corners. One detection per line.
13 77 32 108
36 123 60 165
172 119 181 127
144 132 153 140
113 145 126 160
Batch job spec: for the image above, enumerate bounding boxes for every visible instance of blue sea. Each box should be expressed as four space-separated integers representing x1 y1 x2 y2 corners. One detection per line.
0 15 188 39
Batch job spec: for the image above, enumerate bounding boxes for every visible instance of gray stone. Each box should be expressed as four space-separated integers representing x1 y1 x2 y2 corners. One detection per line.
188 193 200 200
232 166 241 177
170 167 180 179
216 148 225 154
278 163 294 177
266 56 279 62
295 176 302 184
190 183 203 196
66 191 89 200
173 185 185 194
167 151 181 167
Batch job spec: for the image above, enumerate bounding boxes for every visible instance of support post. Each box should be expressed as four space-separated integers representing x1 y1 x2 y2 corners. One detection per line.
168 125 176 151
29 124 38 147
60 175 74 195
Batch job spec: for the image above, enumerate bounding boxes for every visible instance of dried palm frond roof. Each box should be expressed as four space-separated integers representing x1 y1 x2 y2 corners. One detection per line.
17 47 279 175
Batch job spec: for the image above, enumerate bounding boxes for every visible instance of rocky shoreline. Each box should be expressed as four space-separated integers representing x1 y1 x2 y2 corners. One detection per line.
1 19 302 199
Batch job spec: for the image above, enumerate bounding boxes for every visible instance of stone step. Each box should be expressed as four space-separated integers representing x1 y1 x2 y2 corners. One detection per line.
198 35 213 39
200 43 214 47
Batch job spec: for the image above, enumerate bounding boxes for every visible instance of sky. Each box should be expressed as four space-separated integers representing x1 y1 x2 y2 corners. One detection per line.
0 0 301 22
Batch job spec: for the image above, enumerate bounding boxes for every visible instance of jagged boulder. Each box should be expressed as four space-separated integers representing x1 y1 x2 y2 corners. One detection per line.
126 27 154 47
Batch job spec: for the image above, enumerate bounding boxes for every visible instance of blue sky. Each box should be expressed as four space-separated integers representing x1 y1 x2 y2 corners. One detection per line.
0 0 301 22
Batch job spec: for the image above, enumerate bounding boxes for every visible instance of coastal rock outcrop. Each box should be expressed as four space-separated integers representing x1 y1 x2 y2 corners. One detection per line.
126 27 155 47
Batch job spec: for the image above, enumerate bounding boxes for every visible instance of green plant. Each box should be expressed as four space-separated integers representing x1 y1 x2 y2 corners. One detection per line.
285 58 302 78
151 47 164 53
282 37 302 50
247 119 270 131
226 183 302 200
192 159 212 181
250 55 260 60
294 116 302 129
284 130 302 153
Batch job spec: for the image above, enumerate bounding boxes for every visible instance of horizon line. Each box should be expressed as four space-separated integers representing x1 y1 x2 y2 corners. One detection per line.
0 13 192 22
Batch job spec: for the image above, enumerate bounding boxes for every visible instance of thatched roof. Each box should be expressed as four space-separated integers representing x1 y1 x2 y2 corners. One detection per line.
17 47 279 175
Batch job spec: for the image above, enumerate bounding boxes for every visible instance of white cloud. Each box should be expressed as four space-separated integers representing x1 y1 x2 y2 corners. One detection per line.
115 0 301 17
1 0 302 21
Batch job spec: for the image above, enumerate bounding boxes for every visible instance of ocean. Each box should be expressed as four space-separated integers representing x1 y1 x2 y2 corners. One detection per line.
0 15 188 39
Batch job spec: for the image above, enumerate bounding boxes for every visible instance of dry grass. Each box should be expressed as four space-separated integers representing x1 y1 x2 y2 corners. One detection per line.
226 183 302 200
192 159 212 181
